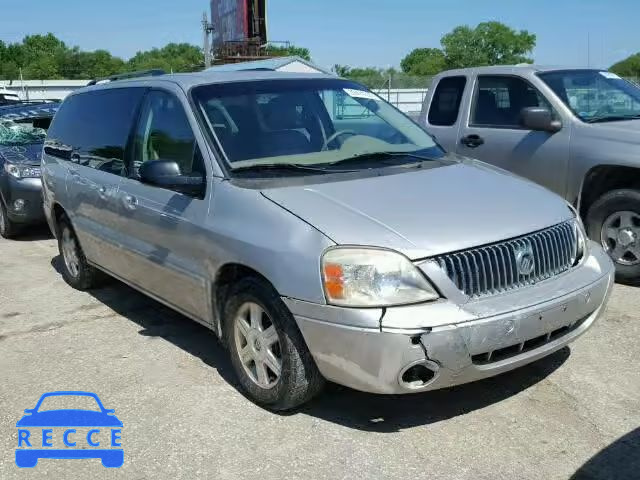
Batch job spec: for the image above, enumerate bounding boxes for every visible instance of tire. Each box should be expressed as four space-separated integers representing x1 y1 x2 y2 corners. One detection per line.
0 200 19 239
57 215 103 290
224 277 324 411
586 189 640 285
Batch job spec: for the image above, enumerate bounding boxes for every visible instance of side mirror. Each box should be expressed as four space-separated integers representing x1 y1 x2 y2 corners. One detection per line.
520 107 562 133
139 160 204 197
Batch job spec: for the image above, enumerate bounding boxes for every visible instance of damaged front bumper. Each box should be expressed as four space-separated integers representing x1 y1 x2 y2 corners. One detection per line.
284 243 615 394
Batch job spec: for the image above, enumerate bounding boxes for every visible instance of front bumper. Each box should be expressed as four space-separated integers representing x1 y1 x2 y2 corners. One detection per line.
284 244 615 394
0 176 45 225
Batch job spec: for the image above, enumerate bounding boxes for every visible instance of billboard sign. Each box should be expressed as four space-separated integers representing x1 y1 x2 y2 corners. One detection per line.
211 0 249 48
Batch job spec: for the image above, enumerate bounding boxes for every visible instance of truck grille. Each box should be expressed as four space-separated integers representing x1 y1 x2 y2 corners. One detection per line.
434 221 579 298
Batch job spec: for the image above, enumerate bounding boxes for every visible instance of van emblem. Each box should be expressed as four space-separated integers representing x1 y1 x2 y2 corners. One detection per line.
515 243 535 276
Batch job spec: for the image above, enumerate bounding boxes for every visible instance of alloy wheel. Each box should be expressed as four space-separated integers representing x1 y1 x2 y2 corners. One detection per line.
233 302 282 389
61 227 81 278
601 210 640 266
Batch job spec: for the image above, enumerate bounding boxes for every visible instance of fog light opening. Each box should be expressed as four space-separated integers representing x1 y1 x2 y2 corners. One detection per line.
13 199 25 212
400 362 437 389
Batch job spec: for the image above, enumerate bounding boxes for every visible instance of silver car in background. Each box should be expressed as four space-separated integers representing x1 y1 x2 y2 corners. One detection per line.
42 71 614 410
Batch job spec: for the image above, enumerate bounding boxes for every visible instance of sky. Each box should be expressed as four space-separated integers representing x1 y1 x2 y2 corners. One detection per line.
0 0 637 71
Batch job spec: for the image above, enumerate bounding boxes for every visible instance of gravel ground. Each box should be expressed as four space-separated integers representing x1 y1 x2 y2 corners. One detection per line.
0 229 638 479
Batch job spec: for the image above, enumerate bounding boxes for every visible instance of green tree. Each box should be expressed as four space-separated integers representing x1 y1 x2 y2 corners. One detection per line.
128 43 203 73
400 48 447 76
264 44 311 61
332 64 351 77
610 53 640 78
441 21 536 69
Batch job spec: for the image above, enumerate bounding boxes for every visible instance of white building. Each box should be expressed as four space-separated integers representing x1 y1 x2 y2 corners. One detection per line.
0 79 89 101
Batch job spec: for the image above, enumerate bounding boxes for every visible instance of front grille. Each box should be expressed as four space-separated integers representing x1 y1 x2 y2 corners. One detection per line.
471 312 591 365
434 221 579 298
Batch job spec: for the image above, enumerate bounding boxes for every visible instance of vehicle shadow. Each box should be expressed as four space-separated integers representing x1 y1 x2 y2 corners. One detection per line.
571 427 640 480
14 224 53 241
50 255 239 389
51 255 570 432
293 347 569 432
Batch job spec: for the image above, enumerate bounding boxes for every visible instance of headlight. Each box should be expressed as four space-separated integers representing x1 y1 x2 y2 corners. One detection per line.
567 204 588 265
4 163 41 179
574 219 588 265
321 247 439 307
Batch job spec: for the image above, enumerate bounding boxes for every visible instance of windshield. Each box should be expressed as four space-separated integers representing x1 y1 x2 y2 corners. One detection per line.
0 118 47 146
192 79 441 172
539 70 640 122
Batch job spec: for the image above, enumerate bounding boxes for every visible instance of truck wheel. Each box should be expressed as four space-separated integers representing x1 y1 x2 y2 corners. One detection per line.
586 189 640 284
57 216 103 290
224 277 324 411
0 200 19 239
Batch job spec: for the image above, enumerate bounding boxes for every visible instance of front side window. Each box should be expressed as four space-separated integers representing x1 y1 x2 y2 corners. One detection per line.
192 79 442 175
539 70 640 123
132 90 204 178
428 76 467 126
471 76 553 128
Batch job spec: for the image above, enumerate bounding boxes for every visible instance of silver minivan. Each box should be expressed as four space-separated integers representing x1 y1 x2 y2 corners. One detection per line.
42 71 615 410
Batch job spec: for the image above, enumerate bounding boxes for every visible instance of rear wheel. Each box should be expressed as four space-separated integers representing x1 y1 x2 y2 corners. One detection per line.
224 277 324 411
586 189 640 284
0 200 19 239
57 216 102 290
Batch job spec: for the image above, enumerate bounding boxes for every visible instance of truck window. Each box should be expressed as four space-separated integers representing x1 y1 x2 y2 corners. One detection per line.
471 76 553 128
428 76 466 126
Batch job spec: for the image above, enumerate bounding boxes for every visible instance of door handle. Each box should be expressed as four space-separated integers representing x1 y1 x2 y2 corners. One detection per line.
460 134 485 148
122 194 138 210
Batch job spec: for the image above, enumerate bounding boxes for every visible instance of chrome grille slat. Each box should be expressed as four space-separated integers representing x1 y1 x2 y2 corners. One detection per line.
434 221 579 298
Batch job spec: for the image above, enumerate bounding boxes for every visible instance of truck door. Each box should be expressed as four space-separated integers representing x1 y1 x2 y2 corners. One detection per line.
456 75 571 198
421 75 469 153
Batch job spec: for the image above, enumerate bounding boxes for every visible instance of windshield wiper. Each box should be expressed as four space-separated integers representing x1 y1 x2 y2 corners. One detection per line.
231 163 356 174
585 114 640 124
323 151 438 169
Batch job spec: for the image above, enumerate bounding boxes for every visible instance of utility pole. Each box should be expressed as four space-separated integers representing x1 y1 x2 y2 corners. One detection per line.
202 11 214 68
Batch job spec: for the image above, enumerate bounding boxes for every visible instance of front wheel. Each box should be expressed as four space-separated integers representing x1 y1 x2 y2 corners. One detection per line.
224 278 324 411
586 189 640 284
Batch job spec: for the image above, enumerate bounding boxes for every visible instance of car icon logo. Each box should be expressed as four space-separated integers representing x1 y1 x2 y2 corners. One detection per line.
515 243 535 276
15 391 123 468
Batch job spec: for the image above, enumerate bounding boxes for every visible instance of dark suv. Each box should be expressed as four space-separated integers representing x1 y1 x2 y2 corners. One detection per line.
0 101 59 238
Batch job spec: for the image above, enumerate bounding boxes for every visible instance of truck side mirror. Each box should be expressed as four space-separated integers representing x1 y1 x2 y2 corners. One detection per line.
520 107 562 133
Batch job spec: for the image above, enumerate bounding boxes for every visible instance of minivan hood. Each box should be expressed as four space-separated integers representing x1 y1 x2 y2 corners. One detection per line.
262 161 573 259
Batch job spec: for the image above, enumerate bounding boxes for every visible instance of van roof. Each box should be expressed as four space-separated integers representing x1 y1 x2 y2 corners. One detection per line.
73 70 337 96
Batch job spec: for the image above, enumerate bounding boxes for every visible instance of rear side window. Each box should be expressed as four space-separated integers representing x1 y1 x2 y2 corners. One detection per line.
47 88 145 175
428 76 467 126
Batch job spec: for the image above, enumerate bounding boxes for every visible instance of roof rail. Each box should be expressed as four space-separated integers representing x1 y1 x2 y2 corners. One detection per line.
87 69 166 86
